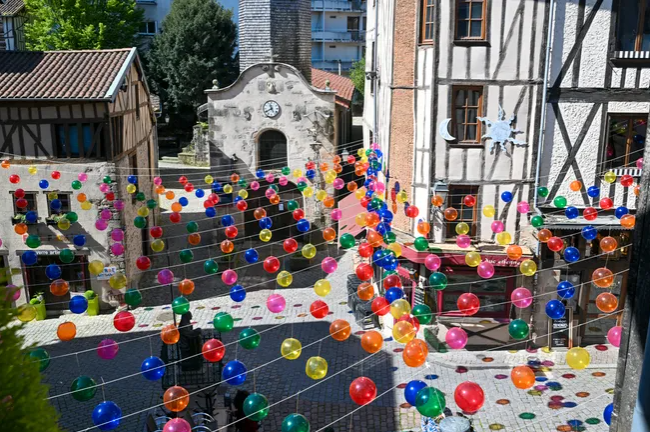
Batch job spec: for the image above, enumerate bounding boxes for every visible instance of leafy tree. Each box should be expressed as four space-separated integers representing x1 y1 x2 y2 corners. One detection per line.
350 57 366 96
0 300 62 432
24 0 144 50
146 0 238 130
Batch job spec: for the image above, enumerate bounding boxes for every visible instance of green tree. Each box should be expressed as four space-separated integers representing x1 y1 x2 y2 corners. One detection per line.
146 0 238 130
23 0 144 50
0 301 62 432
350 57 366 96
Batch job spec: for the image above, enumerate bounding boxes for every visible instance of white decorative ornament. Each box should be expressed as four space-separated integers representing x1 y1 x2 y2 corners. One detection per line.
477 105 527 153
438 118 456 141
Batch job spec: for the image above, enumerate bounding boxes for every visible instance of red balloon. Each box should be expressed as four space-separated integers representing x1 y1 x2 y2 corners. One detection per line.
356 263 373 281
184 183 194 192
383 274 402 290
583 207 598 221
178 176 188 185
202 338 225 362
283 238 298 253
203 200 215 209
360 196 371 208
397 314 420 332
15 198 27 208
169 212 181 223
358 242 374 258
405 205 419 218
310 300 329 319
292 209 305 220
114 311 135 332
600 197 613 210
14 189 25 199
454 381 485 413
263 256 280 273
150 226 163 238
51 171 61 180
236 200 248 211
547 236 564 252
463 195 476 207
136 256 151 271
9 174 20 184
105 192 115 202
208 193 219 203
371 297 390 316
349 377 377 405
224 226 238 239
620 174 634 187
306 161 316 170
457 293 480 316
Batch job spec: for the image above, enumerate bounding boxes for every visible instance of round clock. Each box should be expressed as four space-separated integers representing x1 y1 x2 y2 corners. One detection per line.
263 100 280 118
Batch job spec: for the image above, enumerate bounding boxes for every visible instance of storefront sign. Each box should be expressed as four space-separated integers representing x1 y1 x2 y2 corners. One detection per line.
550 309 573 348
97 266 117 280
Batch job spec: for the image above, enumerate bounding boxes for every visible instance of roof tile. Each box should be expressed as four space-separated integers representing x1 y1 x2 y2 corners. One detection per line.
0 0 24 16
311 68 355 108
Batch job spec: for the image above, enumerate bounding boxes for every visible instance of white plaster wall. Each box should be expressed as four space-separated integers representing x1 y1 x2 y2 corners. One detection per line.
324 14 349 32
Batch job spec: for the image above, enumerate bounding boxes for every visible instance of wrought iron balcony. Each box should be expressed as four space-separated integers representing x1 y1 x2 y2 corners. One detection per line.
311 0 366 12
312 29 365 42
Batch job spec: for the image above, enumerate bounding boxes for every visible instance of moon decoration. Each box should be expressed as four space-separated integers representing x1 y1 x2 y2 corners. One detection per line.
438 118 456 141
477 105 527 154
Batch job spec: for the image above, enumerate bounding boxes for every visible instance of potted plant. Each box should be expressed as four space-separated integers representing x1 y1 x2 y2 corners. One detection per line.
11 213 26 225
29 292 47 321
45 214 66 226
84 290 99 316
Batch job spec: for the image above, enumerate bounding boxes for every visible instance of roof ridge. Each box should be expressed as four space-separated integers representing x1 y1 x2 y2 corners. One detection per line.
0 48 134 54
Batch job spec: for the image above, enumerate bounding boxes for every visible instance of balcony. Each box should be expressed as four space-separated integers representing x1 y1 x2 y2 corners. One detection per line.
311 0 366 12
312 59 356 72
312 30 365 42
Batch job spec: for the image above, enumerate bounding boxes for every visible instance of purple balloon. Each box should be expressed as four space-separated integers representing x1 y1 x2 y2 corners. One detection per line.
111 228 124 242
266 294 286 313
511 287 533 308
114 200 125 211
100 209 112 221
157 269 174 285
110 243 125 256
97 339 119 360
95 219 108 231
456 234 471 248
491 220 505 233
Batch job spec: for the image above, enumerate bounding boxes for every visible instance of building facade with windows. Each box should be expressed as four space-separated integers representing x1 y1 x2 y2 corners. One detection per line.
0 48 158 312
0 0 26 51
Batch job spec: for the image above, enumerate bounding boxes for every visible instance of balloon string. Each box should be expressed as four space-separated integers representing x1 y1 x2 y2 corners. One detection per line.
295 392 300 413
149 338 153 358
253 369 257 393
101 377 106 402
317 340 322 357
75 353 81 376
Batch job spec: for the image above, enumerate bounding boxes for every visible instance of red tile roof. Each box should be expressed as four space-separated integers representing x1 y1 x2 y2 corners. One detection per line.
311 68 355 109
0 0 24 16
0 49 134 101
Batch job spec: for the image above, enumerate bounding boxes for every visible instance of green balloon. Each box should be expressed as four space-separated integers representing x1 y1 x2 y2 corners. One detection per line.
172 296 190 315
383 231 397 244
370 198 383 209
239 328 261 350
186 221 199 233
428 272 447 291
508 318 529 340
66 212 78 223
103 176 112 184
281 413 310 432
71 375 97 401
59 248 75 264
413 236 429 252
135 192 146 202
269 184 279 192
412 304 433 325
530 215 544 228
415 387 446 417
146 199 158 209
29 348 50 372
134 216 147 229
213 312 234 332
296 182 307 192
124 289 142 307
553 196 567 209
537 187 549 197
204 259 219 274
340 233 355 249
287 200 299 211
25 235 41 249
281 167 291 176
238 179 248 188
71 180 82 190
243 393 269 421
179 249 194 263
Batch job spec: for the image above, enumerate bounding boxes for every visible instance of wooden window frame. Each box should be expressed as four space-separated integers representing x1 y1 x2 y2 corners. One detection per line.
604 114 647 169
445 185 479 239
420 0 435 44
451 86 483 145
12 191 37 215
455 0 487 41
53 122 106 159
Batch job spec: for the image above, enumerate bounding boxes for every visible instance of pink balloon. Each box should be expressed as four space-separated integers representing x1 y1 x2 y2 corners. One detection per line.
110 243 125 256
114 200 125 211
367 182 376 192
95 219 108 231
321 257 338 274
607 326 622 347
279 176 288 186
78 173 88 182
221 269 238 285
266 294 286 313
424 254 441 271
511 287 533 308
5 284 20 302
163 418 191 432
0 238 3 247
333 178 345 190
97 339 119 360
250 181 260 191
100 209 112 220
111 228 124 242
331 209 342 221
637 158 644 170
372 142 379 150
99 183 110 193
375 182 386 194
157 269 174 285
154 176 163 186
477 261 495 279
456 235 471 248
446 327 468 349
265 173 275 183
265 188 276 199
516 201 530 214
490 221 504 233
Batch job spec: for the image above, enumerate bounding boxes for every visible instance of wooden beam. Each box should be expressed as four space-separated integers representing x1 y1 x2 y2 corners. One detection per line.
548 87 650 103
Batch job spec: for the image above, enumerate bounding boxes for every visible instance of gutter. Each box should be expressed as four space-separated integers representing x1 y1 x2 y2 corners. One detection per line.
105 47 137 102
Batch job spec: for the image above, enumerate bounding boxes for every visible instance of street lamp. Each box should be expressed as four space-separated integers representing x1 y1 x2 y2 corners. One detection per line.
431 181 449 205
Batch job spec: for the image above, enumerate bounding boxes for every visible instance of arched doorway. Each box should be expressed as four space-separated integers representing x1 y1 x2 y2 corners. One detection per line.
258 130 287 170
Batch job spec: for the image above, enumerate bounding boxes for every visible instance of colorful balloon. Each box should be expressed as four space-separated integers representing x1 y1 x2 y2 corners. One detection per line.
454 381 485 413
163 386 190 412
349 377 377 405
566 347 590 370
305 356 328 380
403 339 428 367
607 326 622 347
511 366 535 389
281 338 302 360
445 327 468 349
415 387 446 417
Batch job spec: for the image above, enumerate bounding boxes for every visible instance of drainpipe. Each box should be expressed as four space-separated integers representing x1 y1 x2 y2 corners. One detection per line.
373 0 379 147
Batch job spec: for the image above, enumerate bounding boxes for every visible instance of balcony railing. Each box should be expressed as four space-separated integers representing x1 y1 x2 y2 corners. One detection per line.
311 0 366 12
312 30 365 42
311 59 356 72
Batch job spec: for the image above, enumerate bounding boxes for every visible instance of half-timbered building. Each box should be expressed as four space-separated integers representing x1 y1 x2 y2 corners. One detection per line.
0 48 158 313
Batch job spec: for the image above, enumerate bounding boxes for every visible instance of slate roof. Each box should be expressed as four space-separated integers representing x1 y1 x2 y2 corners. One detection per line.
311 68 355 108
0 0 25 16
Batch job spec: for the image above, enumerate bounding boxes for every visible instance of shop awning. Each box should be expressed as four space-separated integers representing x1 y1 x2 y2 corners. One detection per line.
337 192 365 237
543 215 633 231
400 241 533 267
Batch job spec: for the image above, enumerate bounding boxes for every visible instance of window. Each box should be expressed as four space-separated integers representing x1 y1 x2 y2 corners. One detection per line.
446 185 479 239
47 193 71 216
605 115 647 169
616 0 650 51
141 228 149 257
138 21 157 35
456 0 486 40
55 123 105 158
452 86 483 143
13 192 37 214
135 83 140 120
111 116 124 157
258 130 288 170
420 0 435 44
25 255 90 308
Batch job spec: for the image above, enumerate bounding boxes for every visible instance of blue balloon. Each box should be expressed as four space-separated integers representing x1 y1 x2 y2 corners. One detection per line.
615 206 629 219
581 225 598 240
221 214 234 227
385 287 405 303
557 281 575 299
222 360 247 385
375 149 383 158
565 206 579 219
259 217 273 229
179 197 189 207
296 219 310 233
230 285 246 302
404 380 427 406
244 248 259 264
92 401 122 431
50 199 62 211
603 403 613 425
234 196 242 203
365 190 374 198
69 296 88 314
501 191 513 203
545 300 565 320
39 179 49 189
45 264 62 280
373 249 387 264
380 209 394 223
127 175 137 184
22 250 38 265
205 207 217 218
195 189 205 198
256 169 265 179
364 179 373 188
25 211 38 224
212 182 223 192
563 246 580 263
587 186 600 198
383 257 398 271
376 222 391 235
305 169 316 180
73 234 86 247
140 356 165 381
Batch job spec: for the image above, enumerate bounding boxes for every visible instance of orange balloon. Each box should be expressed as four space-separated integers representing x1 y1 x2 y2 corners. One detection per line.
171 202 182 213
592 267 614 288
188 233 201 246
254 208 266 220
161 324 180 345
403 338 428 367
361 330 384 353
323 227 337 242
329 319 351 341
600 236 617 253
417 221 431 235
355 167 365 176
323 196 335 208
634 184 641 196
444 207 458 221
569 180 582 191
221 239 234 253
155 185 165 195
76 193 87 203
620 214 636 229
537 229 552 243
165 191 175 200
347 181 358 192
357 282 374 301
333 155 341 164
333 163 343 174
270 194 281 205
178 279 195 295
50 279 69 296
14 223 27 235
366 212 380 228
57 322 77 341
511 366 536 389
319 163 329 172
230 173 240 183
366 229 383 248
163 386 190 412
506 245 523 260
596 292 618 313
1 160 9 169
431 195 444 207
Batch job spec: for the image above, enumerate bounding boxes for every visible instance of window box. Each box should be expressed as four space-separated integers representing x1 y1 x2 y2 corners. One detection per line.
45 214 67 226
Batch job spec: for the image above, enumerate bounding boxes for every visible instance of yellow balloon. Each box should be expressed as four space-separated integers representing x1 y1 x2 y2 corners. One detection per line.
293 169 303 178
137 207 150 217
314 279 331 297
277 270 293 288
390 299 411 319
305 356 328 380
302 186 313 198
455 222 470 235
357 148 365 157
302 243 317 259
326 169 337 179
325 173 336 184
47 192 58 200
81 201 92 211
88 260 105 276
17 304 36 322
482 205 495 218
126 184 137 194
109 273 127 290
259 229 272 242
28 165 38 175
223 184 233 194
387 243 402 257
465 251 482 267
603 171 617 184
57 219 71 231
566 347 591 370
360 155 368 162
316 190 327 201
392 321 416 344
354 188 367 200
396 191 408 204
355 213 367 227
151 239 165 252
520 259 537 276
496 231 512 245
204 175 214 184
281 338 302 360
238 189 248 199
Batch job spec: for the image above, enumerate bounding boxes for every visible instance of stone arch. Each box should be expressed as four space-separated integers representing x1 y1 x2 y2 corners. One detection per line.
257 129 288 170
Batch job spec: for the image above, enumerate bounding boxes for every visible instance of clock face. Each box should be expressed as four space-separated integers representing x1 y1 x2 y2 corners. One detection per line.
263 100 280 118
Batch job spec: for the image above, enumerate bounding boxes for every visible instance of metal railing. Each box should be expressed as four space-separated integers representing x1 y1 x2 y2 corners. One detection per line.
311 29 366 42
311 0 366 12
